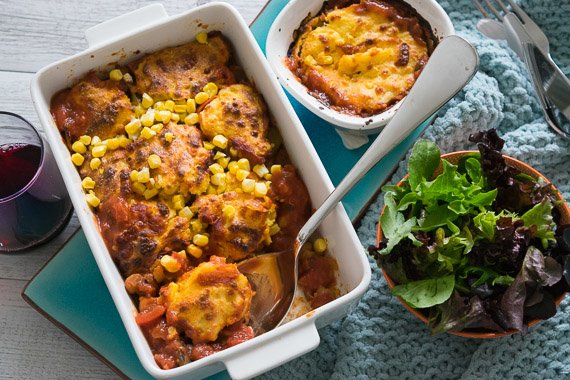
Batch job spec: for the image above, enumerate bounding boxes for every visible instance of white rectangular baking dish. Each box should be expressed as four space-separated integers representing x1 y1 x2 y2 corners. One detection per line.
30 3 371 379
266 0 454 149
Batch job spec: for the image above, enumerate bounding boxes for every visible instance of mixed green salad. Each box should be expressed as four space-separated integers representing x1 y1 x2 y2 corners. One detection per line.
373 129 570 334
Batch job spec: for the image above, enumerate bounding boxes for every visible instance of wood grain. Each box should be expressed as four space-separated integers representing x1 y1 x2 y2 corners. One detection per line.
0 0 262 73
0 1 267 378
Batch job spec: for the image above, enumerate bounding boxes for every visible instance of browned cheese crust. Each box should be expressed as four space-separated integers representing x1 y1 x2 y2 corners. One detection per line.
192 191 276 261
162 256 254 343
51 72 134 145
199 84 273 164
129 34 235 100
288 0 436 117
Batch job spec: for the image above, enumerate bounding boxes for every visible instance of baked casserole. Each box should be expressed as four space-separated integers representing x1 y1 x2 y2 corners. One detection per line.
50 32 339 370
287 0 437 117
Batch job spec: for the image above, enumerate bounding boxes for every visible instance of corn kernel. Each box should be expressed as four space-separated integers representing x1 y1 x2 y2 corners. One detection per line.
203 82 218 97
148 154 162 169
165 132 174 143
169 103 185 114
186 99 196 113
254 182 268 197
212 151 225 160
91 136 101 145
144 188 158 200
304 55 317 66
140 127 156 140
118 135 131 148
207 185 217 194
79 135 91 146
209 163 224 175
140 112 155 127
132 182 146 195
137 167 150 183
109 69 123 81
186 244 203 258
184 112 199 125
156 110 171 123
174 249 187 261
229 147 238 157
193 233 209 247
160 255 181 273
106 138 120 150
142 93 154 108
203 141 215 150
195 92 209 104
153 101 164 110
85 192 100 207
151 123 164 133
90 158 101 170
190 219 203 232
217 156 230 169
318 55 334 65
172 194 184 210
228 161 239 174
122 73 133 83
212 134 228 149
236 169 250 181
313 238 328 253
264 174 272 180
216 184 226 194
164 100 175 112
237 158 250 171
72 141 87 154
134 105 145 117
241 178 255 193
91 145 107 158
129 170 139 182
81 176 96 190
125 119 142 136
271 164 282 174
178 206 193 219
196 31 208 44
269 223 280 236
253 164 269 178
211 173 226 186
170 113 180 123
222 205 236 220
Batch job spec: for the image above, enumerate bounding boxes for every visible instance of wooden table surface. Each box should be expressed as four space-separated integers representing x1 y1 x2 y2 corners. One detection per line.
0 1 265 378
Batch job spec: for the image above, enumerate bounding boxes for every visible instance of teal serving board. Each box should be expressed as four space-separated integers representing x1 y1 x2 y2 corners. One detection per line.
23 0 433 378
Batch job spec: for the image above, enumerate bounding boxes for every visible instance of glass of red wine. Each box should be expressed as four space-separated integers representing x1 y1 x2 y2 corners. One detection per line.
0 111 73 252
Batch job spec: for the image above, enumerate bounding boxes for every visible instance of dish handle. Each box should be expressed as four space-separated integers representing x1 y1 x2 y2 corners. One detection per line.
223 320 320 380
84 4 169 48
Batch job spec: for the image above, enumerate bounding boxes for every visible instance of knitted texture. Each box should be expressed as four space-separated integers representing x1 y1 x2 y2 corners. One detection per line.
259 1 570 378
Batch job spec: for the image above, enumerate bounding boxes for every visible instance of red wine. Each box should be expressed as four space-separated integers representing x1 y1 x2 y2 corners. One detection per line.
0 143 42 199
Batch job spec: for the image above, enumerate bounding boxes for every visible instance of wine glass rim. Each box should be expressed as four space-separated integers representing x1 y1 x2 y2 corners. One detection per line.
0 111 46 204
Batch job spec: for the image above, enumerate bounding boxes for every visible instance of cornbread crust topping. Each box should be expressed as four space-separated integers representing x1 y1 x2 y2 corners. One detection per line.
288 0 437 117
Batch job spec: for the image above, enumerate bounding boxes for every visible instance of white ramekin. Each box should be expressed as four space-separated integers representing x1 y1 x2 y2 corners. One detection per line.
266 0 454 149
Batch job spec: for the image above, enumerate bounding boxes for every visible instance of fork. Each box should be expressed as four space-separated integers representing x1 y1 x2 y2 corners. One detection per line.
473 0 570 139
474 0 549 54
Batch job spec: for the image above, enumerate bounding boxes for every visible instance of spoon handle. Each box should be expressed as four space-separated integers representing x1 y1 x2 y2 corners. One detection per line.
296 35 479 245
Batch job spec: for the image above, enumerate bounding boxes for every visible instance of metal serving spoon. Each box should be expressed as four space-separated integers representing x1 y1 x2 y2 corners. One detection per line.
238 35 480 335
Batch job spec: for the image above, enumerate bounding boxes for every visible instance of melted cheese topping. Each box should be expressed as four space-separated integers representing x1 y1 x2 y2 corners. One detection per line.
290 0 433 117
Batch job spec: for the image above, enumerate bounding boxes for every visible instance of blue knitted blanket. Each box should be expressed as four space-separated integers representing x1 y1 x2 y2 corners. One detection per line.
259 0 570 378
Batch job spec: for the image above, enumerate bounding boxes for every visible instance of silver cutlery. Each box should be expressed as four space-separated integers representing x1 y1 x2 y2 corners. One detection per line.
473 0 570 138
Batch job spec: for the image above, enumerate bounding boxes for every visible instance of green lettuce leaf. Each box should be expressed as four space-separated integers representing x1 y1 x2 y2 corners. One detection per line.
379 193 417 254
521 200 556 248
408 139 441 189
391 274 455 308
